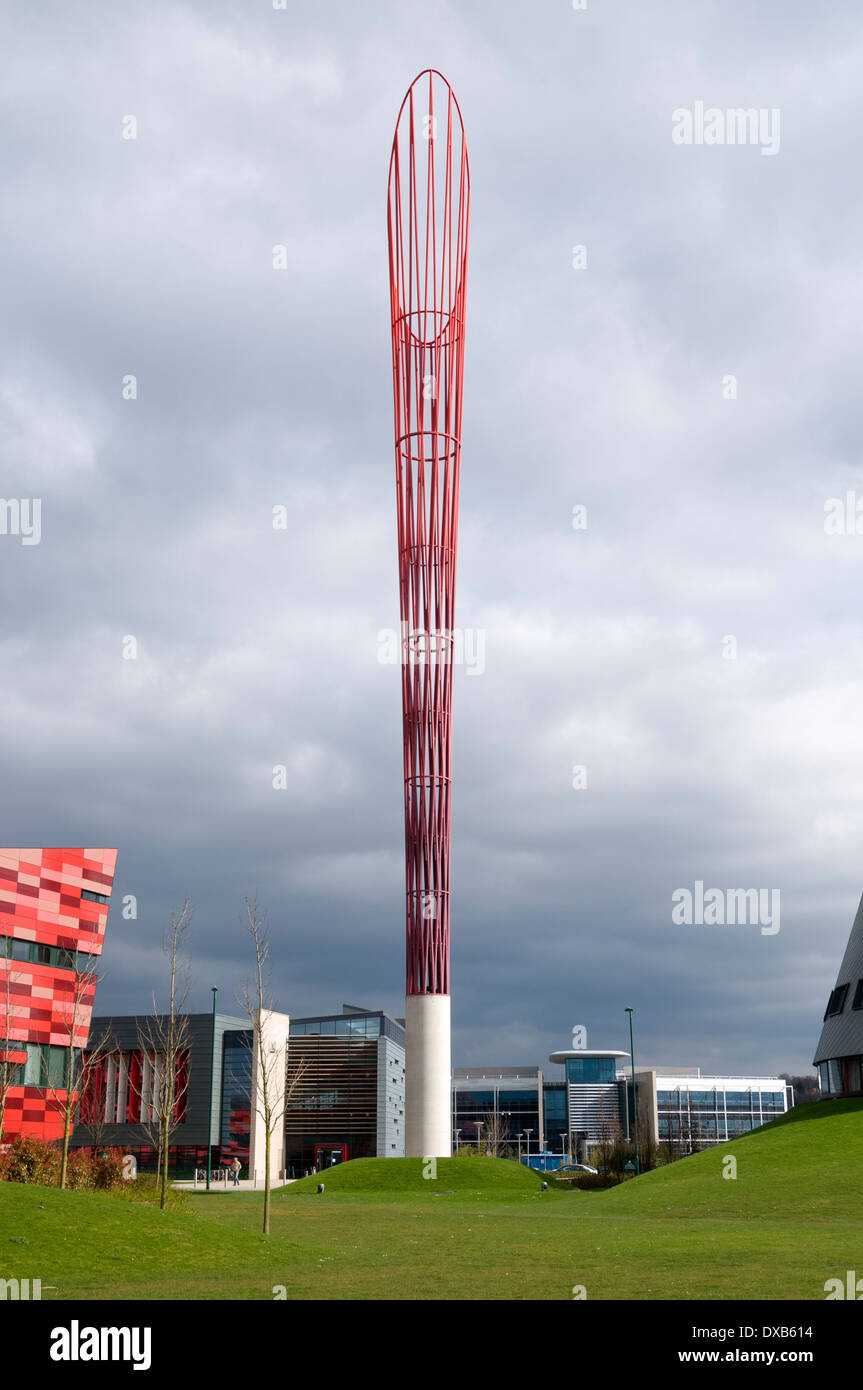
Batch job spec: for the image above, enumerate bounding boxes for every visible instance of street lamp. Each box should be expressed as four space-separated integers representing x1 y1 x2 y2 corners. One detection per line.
524 1128 533 1162
517 1131 523 1163
625 1007 640 1177
474 1121 483 1152
206 986 218 1192
560 1132 568 1162
454 1128 461 1151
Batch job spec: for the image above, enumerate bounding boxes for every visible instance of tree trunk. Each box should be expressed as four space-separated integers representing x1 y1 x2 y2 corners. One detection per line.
59 1098 73 1189
159 1112 169 1210
263 1125 271 1235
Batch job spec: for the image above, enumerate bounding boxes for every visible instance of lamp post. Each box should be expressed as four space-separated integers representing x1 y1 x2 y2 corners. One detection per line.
517 1131 523 1163
524 1127 533 1163
454 1128 461 1152
206 986 218 1192
560 1132 568 1162
626 1007 639 1177
474 1121 483 1153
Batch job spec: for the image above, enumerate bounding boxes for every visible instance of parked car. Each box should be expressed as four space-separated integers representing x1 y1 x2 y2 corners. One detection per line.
558 1162 598 1175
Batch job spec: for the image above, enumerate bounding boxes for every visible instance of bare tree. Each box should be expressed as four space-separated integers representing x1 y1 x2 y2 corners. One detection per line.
45 963 113 1187
136 900 193 1211
237 894 308 1235
481 1108 509 1157
0 959 25 1146
76 1036 119 1154
591 1092 624 1173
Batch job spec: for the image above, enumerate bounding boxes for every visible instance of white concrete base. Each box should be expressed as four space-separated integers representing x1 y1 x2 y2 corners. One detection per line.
249 1008 291 1184
405 993 452 1158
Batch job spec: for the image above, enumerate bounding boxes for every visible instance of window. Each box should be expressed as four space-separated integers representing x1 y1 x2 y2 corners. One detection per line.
565 1057 616 1084
760 1091 785 1110
726 1114 754 1134
23 1043 43 1086
47 1047 67 1088
853 980 863 1011
724 1091 753 1110
691 1115 717 1135
824 984 849 1018
81 889 109 904
0 935 80 969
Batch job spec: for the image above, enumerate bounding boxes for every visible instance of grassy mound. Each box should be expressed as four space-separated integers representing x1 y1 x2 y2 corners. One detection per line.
599 1096 863 1221
282 1155 544 1196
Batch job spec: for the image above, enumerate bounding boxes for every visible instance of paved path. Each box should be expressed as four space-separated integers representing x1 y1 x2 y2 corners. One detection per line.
173 1176 297 1192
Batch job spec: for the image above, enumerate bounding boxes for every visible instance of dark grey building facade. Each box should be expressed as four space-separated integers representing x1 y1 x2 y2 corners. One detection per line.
70 1012 252 1174
814 891 863 1096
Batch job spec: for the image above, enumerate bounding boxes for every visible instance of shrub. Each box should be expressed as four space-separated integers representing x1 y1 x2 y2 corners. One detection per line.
113 1172 188 1210
0 1137 186 1206
65 1147 96 1190
574 1171 621 1190
0 1133 59 1185
92 1148 126 1191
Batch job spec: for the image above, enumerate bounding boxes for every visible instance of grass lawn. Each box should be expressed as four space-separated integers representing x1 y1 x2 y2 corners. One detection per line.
1 1099 861 1300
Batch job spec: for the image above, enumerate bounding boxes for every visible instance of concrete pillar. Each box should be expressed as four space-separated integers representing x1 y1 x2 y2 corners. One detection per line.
405 994 452 1157
249 1009 290 1182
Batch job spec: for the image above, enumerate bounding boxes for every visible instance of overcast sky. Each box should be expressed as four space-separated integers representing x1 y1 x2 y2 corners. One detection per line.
2 0 863 1077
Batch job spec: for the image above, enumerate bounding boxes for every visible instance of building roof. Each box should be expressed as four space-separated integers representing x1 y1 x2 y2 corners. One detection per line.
548 1049 629 1064
813 889 863 1065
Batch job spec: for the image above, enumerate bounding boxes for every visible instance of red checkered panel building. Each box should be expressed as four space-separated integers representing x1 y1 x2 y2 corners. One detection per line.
0 848 117 1142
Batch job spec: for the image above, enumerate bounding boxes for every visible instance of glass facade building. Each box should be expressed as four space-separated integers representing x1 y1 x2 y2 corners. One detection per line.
625 1070 791 1150
655 1083 787 1143
284 1006 406 1175
452 1068 546 1154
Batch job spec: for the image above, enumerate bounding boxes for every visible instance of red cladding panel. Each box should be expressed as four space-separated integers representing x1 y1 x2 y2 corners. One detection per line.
0 848 118 1142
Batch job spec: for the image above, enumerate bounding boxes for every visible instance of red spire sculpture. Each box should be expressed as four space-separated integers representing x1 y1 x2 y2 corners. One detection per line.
387 70 470 1155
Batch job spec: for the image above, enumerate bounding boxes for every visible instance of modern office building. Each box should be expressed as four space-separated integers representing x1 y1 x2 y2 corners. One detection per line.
285 1005 405 1174
76 1008 291 1182
629 1068 790 1149
453 1067 548 1154
548 1049 631 1152
0 847 117 1143
76 1003 402 1178
813 889 863 1096
454 1053 631 1160
456 1048 790 1162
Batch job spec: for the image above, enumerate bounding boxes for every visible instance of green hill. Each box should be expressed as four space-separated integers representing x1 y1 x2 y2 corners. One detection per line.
599 1097 863 1221
281 1155 543 1196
